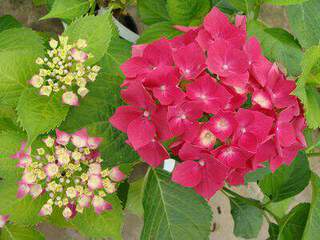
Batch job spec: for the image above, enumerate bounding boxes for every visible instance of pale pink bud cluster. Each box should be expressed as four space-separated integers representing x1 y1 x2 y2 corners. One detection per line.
30 36 101 106
12 129 126 219
0 215 9 228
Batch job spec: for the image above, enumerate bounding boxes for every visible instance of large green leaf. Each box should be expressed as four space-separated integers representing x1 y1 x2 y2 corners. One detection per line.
265 0 309 5
258 152 310 202
211 0 239 15
278 203 310 240
265 197 293 219
41 0 90 21
268 223 279 240
0 105 19 132
0 224 45 240
294 45 320 129
227 0 261 17
137 0 170 25
287 0 320 49
137 21 182 44
167 0 211 26
245 163 271 183
61 38 138 166
17 88 69 144
0 28 44 106
230 197 263 239
0 15 21 32
0 131 47 225
69 195 123 239
141 168 212 240
247 20 303 76
126 178 144 217
63 12 114 65
302 173 320 239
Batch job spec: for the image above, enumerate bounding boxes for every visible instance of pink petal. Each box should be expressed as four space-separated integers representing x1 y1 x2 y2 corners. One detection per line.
109 166 126 182
16 183 30 199
178 142 203 161
29 184 42 199
120 57 150 78
62 91 79 106
252 89 272 109
132 44 147 57
277 123 296 147
92 196 112 214
88 174 103 190
78 194 91 208
0 215 9 228
56 129 70 146
71 128 89 148
137 140 169 167
121 82 155 109
151 106 174 142
209 111 236 141
172 161 202 187
87 137 103 149
109 106 142 133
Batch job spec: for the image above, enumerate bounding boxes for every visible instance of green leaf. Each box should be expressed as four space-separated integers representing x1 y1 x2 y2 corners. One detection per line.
211 0 239 15
265 0 309 5
245 163 271 183
70 195 123 239
258 152 310 202
265 197 293 219
278 203 310 240
33 0 47 6
287 0 320 49
167 0 211 25
230 196 263 239
0 15 21 32
0 28 44 106
41 0 90 21
0 105 19 132
302 173 320 239
61 38 138 166
141 168 212 240
137 0 170 25
0 224 45 240
63 12 114 65
0 131 47 225
294 45 320 129
247 20 303 76
137 21 182 44
268 223 279 240
126 178 144 217
227 0 261 18
17 88 69 144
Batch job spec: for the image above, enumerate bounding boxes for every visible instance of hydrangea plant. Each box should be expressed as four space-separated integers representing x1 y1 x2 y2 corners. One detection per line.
0 0 320 239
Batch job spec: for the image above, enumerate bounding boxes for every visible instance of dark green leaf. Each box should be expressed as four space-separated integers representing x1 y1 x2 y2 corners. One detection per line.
137 21 182 44
141 168 212 240
265 0 309 5
268 223 279 240
0 15 21 32
126 178 144 217
258 152 310 202
227 0 261 17
247 20 303 76
0 224 45 240
230 196 263 239
287 0 320 49
245 163 271 183
211 0 239 15
137 0 170 25
278 203 310 240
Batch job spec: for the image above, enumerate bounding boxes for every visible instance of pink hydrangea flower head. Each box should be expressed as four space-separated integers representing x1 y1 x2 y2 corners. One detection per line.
0 215 9 228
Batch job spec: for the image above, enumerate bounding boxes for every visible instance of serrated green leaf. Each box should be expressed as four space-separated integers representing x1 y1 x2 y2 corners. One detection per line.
63 12 114 65
69 195 123 239
0 105 19 132
268 223 279 240
0 28 44 106
230 196 263 239
17 88 69 144
126 178 144 217
0 224 45 240
227 0 261 17
287 0 320 49
302 173 320 239
245 163 271 183
137 21 182 44
247 20 303 76
61 38 138 166
265 0 309 5
278 203 310 240
258 152 310 202
167 0 211 26
33 0 47 7
141 168 212 240
0 15 21 32
137 0 170 25
211 0 239 15
0 131 47 225
41 0 90 21
294 45 320 129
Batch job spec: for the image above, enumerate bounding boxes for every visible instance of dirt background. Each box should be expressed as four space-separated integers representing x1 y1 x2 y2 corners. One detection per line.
0 1 319 239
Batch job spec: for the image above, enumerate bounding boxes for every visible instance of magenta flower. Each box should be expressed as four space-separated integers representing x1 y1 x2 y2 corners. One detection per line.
0 215 9 228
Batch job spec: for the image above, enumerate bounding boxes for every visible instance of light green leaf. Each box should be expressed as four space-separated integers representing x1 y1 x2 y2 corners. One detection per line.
227 0 261 18
247 20 303 76
265 0 309 5
137 0 170 25
0 28 44 106
278 203 310 240
230 197 263 239
294 45 320 129
0 224 45 240
287 0 320 49
41 0 90 21
302 173 320 239
258 152 310 202
265 197 293 219
141 168 212 240
17 88 69 144
137 21 182 44
61 38 138 166
126 178 144 217
63 12 114 65
211 0 239 15
167 0 211 25
0 131 47 225
0 105 19 132
0 15 21 32
70 195 123 239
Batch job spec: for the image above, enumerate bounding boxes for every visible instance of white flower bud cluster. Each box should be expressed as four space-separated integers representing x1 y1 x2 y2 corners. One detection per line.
30 36 101 106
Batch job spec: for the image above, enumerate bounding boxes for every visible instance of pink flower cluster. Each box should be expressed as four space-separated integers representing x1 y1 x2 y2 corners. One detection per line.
110 8 306 199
